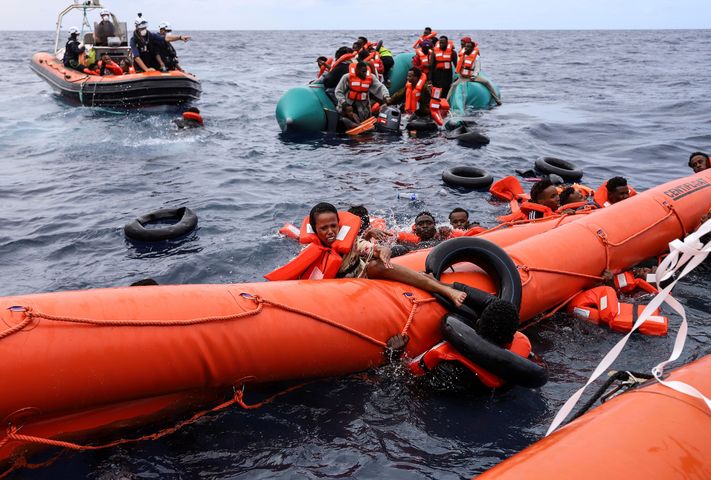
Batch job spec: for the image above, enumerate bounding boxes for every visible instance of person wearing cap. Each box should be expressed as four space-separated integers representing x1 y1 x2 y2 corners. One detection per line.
413 39 433 75
130 16 162 72
94 9 116 46
62 27 85 71
154 22 191 72
459 36 472 55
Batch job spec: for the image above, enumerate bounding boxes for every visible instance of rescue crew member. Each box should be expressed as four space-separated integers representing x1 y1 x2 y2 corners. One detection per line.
413 40 433 75
447 40 502 106
63 27 85 71
689 151 710 173
93 9 116 46
275 203 467 307
154 22 190 71
130 16 162 72
429 36 455 98
334 61 391 130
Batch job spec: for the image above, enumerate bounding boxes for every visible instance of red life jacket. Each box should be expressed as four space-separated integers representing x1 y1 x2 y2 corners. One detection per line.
433 41 455 70
317 57 333 78
397 231 421 244
347 63 373 102
279 222 301 240
567 286 668 336
413 31 438 49
331 52 357 70
408 332 532 389
456 49 479 78
183 111 204 125
405 73 428 113
365 50 384 74
83 67 100 76
593 181 638 207
128 65 136 74
613 271 658 295
98 59 124 76
264 212 361 281
429 87 450 126
415 48 431 73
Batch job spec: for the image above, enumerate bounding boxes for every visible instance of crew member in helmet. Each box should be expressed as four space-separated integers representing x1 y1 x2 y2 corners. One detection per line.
94 9 116 46
62 27 85 71
334 60 391 130
154 21 191 71
130 15 161 72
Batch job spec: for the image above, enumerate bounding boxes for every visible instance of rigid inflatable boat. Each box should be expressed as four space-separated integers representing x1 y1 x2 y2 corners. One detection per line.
1 171 709 474
31 2 201 107
477 354 711 480
276 52 499 133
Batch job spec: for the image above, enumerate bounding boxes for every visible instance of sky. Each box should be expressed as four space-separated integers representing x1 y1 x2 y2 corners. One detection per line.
4 0 710 30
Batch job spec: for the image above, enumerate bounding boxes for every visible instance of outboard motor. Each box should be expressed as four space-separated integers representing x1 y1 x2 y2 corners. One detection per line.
375 106 401 133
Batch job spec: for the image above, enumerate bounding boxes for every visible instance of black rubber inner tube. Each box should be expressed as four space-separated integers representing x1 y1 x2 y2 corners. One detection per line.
442 166 494 190
425 237 522 316
406 118 439 132
534 157 584 182
124 207 198 242
442 314 548 388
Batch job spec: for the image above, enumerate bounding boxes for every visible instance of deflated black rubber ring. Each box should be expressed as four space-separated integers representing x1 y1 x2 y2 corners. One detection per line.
442 166 494 190
534 157 584 182
124 207 198 242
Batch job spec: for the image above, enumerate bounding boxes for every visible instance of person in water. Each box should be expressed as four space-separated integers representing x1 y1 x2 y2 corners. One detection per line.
93 9 116 46
174 107 204 128
130 16 162 72
154 22 190 71
689 151 710 173
388 67 433 119
449 208 474 230
447 40 502 106
604 176 631 206
301 203 466 307
397 211 452 246
63 27 85 71
526 179 563 219
334 61 390 130
347 205 392 242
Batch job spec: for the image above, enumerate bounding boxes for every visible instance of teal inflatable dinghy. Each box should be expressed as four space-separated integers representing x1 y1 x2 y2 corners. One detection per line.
276 53 500 133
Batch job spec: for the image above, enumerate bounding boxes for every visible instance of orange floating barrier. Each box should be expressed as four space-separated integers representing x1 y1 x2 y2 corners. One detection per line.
0 171 709 473
477 355 711 480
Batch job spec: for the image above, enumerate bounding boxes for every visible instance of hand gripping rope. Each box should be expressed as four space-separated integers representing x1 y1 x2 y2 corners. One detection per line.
546 218 711 436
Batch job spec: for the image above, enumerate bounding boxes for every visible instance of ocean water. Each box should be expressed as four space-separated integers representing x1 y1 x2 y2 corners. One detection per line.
1 29 710 479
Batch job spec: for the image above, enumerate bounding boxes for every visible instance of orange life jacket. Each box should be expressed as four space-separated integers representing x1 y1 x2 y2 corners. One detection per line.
317 57 333 78
413 31 438 49
365 50 384 74
404 73 427 113
449 226 487 237
279 222 301 240
415 48 431 73
98 59 124 76
433 41 455 70
613 270 658 295
331 52 357 70
567 286 668 336
594 182 638 207
397 231 421 244
429 87 450 126
408 332 532 389
456 49 479 78
128 65 136 74
264 211 361 281
347 63 373 102
83 67 100 76
500 201 556 223
490 175 528 201
369 217 387 231
183 111 204 125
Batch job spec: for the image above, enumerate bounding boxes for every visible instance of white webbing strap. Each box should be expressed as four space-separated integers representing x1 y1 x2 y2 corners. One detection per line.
546 218 711 436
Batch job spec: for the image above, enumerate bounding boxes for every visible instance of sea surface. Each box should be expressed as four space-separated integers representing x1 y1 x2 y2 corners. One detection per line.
1 29 710 479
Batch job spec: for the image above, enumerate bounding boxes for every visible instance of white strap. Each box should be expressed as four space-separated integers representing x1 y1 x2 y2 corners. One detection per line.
546 218 711 436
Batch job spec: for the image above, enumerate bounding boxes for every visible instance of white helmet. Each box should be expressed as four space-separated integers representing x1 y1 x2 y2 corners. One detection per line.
158 21 172 31
68 26 79 35
135 17 148 28
100 9 110 16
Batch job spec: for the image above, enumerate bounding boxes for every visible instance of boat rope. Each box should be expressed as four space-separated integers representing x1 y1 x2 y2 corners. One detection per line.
0 381 312 479
546 218 711 436
518 265 603 283
567 370 653 424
